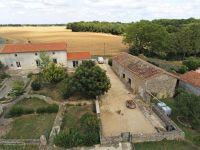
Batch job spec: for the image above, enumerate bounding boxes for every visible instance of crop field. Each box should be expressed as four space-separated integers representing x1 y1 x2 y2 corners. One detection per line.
0 26 128 56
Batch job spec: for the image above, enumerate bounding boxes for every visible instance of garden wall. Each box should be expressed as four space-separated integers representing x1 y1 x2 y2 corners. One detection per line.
0 139 40 145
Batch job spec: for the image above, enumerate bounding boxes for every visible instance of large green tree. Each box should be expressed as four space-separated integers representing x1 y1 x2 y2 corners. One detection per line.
42 62 67 84
73 61 111 98
124 21 169 57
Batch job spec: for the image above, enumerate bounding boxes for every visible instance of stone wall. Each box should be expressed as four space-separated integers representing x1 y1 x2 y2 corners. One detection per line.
0 139 40 145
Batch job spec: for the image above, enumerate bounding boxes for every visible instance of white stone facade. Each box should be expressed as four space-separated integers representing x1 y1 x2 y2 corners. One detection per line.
0 51 67 71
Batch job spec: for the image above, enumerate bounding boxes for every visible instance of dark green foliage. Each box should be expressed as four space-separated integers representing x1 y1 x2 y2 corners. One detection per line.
178 65 188 74
36 104 59 114
31 80 41 91
67 21 128 35
54 112 100 148
193 136 200 146
124 19 200 59
108 58 112 66
175 89 200 130
54 128 84 148
7 107 34 118
183 57 200 70
0 61 4 70
73 61 111 98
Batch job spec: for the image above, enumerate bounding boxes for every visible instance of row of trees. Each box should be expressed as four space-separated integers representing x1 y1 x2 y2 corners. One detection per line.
124 19 200 59
67 21 128 35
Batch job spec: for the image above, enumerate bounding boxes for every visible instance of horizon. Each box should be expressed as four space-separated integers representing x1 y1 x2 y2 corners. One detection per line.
0 0 200 24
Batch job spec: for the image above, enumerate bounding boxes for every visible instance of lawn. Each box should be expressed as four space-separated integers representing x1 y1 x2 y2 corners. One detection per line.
4 113 56 139
0 145 38 150
61 105 94 131
134 140 199 150
15 97 49 110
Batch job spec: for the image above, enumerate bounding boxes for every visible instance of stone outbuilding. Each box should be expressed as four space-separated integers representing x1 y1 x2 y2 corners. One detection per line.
112 53 178 100
179 70 200 96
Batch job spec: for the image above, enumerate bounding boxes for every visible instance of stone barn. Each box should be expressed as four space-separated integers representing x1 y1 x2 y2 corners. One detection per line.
112 53 178 100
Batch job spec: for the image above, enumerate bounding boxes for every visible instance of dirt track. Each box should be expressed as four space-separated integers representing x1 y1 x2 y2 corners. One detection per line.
100 64 156 137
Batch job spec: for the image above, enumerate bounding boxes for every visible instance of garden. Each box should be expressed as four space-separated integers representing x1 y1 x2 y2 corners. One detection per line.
53 104 100 148
2 97 58 139
148 89 200 149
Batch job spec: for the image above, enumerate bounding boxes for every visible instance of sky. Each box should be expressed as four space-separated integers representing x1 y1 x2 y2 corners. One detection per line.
0 0 200 24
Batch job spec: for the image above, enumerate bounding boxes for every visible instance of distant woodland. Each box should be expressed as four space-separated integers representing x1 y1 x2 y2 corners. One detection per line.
67 19 200 59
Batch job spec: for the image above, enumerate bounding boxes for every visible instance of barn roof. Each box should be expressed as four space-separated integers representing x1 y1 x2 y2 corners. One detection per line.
180 71 200 88
113 53 178 80
67 52 91 60
0 42 67 54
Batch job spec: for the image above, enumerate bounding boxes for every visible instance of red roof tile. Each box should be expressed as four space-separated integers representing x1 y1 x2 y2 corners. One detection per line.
180 71 200 88
113 53 178 80
67 52 91 60
1 43 67 54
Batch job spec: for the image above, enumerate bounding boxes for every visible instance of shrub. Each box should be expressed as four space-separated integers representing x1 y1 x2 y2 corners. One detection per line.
10 80 24 97
193 136 200 146
31 80 41 91
108 58 112 66
36 107 46 114
7 107 34 117
36 104 59 114
178 65 188 74
27 73 33 78
183 57 200 71
54 128 84 148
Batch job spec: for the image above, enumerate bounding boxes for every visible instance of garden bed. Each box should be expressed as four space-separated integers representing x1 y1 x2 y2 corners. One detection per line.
4 113 56 139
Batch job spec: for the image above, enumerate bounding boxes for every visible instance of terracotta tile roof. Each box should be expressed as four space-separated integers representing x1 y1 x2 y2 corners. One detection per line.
0 42 67 54
67 52 91 60
113 52 178 80
180 71 200 88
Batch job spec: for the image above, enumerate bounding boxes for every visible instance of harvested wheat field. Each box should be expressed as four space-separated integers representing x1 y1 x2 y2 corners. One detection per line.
0 26 128 56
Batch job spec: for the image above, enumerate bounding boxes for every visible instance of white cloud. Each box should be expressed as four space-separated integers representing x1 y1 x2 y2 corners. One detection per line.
0 0 199 24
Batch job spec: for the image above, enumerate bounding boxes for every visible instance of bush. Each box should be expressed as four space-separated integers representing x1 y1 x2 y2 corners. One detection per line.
193 136 200 146
31 80 41 91
178 65 188 74
183 57 200 71
36 104 59 114
10 80 24 97
27 73 33 78
7 107 34 117
54 128 84 148
108 58 112 66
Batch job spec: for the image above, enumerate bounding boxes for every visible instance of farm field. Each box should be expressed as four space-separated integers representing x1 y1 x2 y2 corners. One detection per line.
0 26 128 56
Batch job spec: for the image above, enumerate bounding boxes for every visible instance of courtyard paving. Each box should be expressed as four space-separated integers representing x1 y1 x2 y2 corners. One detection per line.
99 64 157 137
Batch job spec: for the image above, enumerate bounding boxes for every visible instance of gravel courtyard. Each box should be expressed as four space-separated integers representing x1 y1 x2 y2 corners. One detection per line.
99 64 157 137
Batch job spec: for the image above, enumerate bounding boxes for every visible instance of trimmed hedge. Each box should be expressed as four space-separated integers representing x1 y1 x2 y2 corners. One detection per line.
36 104 59 114
7 107 34 118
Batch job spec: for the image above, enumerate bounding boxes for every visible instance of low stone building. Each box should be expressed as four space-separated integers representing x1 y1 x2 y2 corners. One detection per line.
112 53 178 100
179 70 200 96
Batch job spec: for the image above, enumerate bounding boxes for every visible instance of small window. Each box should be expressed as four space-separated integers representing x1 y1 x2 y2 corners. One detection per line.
52 52 55 55
128 78 131 85
35 53 38 56
36 60 40 67
15 54 17 57
123 74 125 78
73 61 78 68
11 64 13 67
16 61 21 68
53 58 57 64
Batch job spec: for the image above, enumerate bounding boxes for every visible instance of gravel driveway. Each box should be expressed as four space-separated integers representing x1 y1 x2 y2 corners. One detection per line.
99 64 156 137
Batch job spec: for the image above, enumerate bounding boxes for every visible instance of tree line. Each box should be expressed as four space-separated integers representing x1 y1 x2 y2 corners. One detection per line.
66 21 129 35
124 18 200 60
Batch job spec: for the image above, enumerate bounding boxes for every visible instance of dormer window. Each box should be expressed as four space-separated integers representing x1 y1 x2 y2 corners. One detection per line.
15 54 17 57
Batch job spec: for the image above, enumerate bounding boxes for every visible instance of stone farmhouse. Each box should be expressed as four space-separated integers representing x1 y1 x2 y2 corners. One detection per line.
179 69 200 96
0 42 91 73
112 53 178 100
